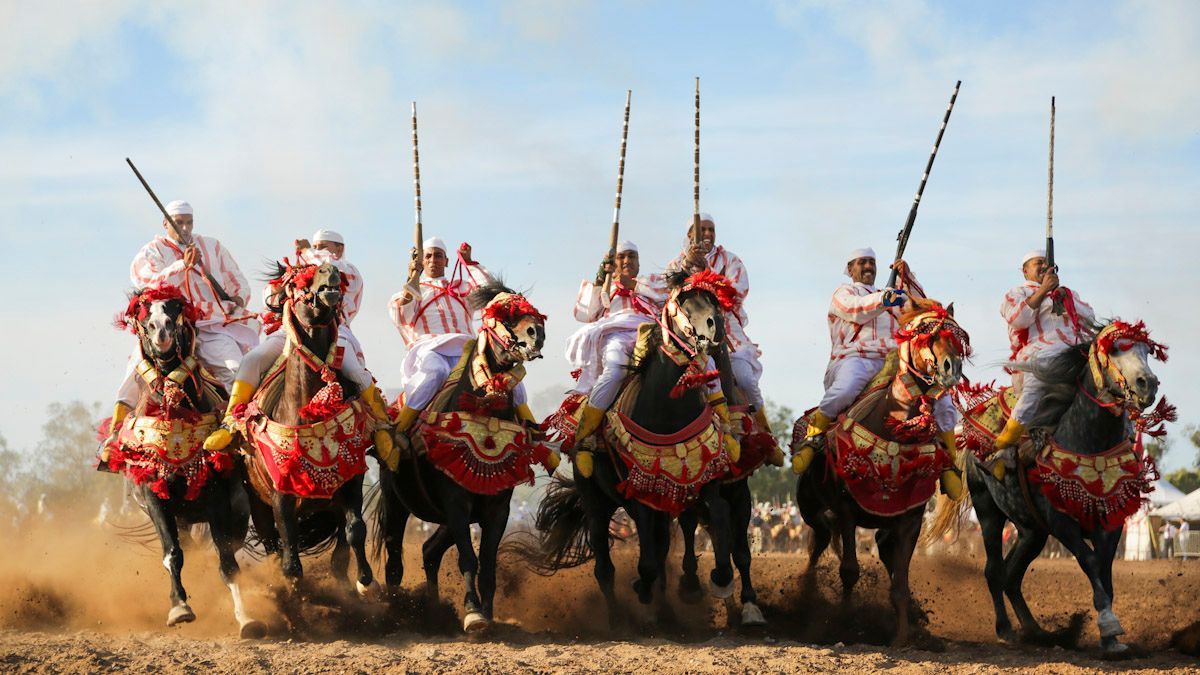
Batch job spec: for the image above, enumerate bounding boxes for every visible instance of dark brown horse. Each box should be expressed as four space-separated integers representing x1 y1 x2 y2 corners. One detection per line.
792 301 969 646
102 284 264 637
235 262 381 594
374 282 551 632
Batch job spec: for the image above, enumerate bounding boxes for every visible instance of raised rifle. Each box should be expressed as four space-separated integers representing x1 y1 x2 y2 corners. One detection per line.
410 101 424 286
692 77 702 247
125 158 234 303
1046 96 1065 315
885 80 962 289
603 90 633 295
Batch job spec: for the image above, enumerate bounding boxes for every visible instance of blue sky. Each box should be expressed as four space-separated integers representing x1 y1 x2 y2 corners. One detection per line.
2 0 1198 471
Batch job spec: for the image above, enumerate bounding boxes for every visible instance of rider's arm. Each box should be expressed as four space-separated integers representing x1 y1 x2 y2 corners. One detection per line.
233 336 286 386
1000 286 1036 330
573 279 604 322
933 396 959 433
130 243 188 288
829 284 887 324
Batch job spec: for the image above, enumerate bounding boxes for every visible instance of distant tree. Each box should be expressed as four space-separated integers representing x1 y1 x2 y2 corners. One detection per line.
1166 468 1200 495
1188 424 1200 468
747 400 799 505
25 401 123 513
1143 437 1170 462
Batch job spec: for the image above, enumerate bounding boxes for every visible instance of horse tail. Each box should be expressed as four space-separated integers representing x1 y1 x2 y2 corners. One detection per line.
294 510 342 554
502 475 595 574
922 491 971 549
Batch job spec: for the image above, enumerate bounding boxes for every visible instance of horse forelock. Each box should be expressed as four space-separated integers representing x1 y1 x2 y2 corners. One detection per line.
469 280 517 312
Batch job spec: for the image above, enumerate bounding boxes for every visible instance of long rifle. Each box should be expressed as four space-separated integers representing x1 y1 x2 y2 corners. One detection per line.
885 80 962 289
410 101 424 285
1046 96 1056 272
125 158 233 303
603 90 633 294
692 77 702 246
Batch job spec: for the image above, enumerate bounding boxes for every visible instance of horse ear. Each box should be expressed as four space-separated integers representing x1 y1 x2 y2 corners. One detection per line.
946 302 955 318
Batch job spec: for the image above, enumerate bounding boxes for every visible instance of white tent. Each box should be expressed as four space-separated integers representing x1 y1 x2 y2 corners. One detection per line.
1150 487 1200 520
1123 480 1191 561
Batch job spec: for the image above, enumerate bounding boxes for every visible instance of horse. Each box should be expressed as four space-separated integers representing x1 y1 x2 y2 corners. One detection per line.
102 284 265 637
374 282 553 632
519 270 741 629
930 319 1169 656
791 301 969 647
677 390 782 627
230 260 384 595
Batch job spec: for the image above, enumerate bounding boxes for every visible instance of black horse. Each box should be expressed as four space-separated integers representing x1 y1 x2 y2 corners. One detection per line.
375 282 550 632
103 285 264 637
519 271 738 628
932 320 1166 656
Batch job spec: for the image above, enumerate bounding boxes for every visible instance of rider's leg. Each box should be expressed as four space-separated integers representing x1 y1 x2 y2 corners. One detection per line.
395 351 456 432
793 356 884 475
202 336 282 450
194 329 247 390
935 398 964 499
574 338 632 476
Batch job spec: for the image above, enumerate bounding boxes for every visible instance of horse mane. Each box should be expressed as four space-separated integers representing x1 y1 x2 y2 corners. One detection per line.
897 297 944 325
1016 342 1091 428
664 269 690 289
260 261 288 313
468 280 516 311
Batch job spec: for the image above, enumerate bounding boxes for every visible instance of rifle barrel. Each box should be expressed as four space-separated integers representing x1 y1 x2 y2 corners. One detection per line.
692 77 701 245
886 80 961 288
1046 96 1056 270
604 90 633 294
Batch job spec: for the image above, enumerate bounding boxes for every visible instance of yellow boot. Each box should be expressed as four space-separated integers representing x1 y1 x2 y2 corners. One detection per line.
517 403 561 474
994 417 1025 451
362 385 398 471
792 409 832 476
99 402 132 463
707 393 741 464
575 448 594 478
393 405 421 434
204 380 255 451
754 408 785 467
572 404 605 479
939 431 964 501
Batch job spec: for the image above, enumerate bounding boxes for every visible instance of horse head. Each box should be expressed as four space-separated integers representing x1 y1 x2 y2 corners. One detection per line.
266 260 344 329
1090 320 1165 411
470 283 547 369
663 270 738 357
896 299 971 390
118 284 199 363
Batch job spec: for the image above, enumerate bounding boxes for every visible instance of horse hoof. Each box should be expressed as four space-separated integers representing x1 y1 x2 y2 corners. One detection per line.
463 611 489 633
167 604 196 627
1098 609 1126 638
239 620 268 640
708 576 736 600
356 580 379 599
1102 639 1131 658
741 602 767 627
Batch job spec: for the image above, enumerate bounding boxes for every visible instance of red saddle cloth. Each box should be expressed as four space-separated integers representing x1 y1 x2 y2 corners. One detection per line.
724 405 775 480
604 407 729 516
106 412 233 500
415 410 551 496
240 400 372 499
1029 439 1156 532
796 408 948 517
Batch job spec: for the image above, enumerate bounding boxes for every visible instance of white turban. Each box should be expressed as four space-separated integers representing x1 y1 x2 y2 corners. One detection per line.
313 229 343 245
1022 249 1046 266
616 240 638 254
847 247 876 263
423 236 447 253
698 212 714 225
165 200 193 216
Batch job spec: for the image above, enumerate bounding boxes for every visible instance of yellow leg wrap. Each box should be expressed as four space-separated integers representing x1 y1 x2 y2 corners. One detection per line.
805 409 833 438
939 430 963 501
394 405 421 434
574 404 605 443
515 403 538 426
360 385 398 471
791 446 815 476
204 379 255 451
994 417 1026 451
991 460 1006 481
109 402 132 435
575 450 594 478
792 409 834 476
543 449 561 474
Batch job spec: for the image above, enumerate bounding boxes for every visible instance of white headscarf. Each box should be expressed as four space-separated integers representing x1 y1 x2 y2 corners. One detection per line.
423 236 447 253
313 229 344 245
1022 249 1046 266
845 247 876 278
165 200 193 216
616 240 638 254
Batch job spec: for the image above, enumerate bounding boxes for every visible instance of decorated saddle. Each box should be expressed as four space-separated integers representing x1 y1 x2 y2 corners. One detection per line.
407 339 552 495
105 409 233 501
954 383 1023 461
1030 438 1157 531
600 379 730 516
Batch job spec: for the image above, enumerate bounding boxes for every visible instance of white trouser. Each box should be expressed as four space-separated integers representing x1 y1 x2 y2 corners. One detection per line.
340 324 366 367
403 351 530 410
820 356 886 419
1010 343 1071 426
237 333 374 391
115 328 254 405
730 349 764 409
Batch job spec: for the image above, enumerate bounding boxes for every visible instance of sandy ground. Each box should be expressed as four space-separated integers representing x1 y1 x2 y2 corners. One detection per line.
2 518 1198 673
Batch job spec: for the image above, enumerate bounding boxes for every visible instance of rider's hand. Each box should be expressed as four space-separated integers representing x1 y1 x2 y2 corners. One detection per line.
891 259 909 278
685 242 707 271
182 246 198 269
294 238 311 252
407 247 420 281
595 253 614 285
1039 272 1060 294
882 288 907 308
459 242 473 263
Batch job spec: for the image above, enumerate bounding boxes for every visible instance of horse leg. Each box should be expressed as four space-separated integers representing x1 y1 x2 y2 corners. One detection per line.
1003 526 1049 639
834 508 860 601
887 517 922 648
143 488 193 627
876 529 896 577
202 480 266 639
443 489 485 632
796 477 830 575
630 506 659 605
728 481 764 627
379 477 410 589
329 523 350 588
1054 521 1127 655
422 525 455 602
971 473 1015 641
700 482 735 598
476 496 510 621
676 508 703 603
271 493 303 585
587 499 620 630
246 490 281 556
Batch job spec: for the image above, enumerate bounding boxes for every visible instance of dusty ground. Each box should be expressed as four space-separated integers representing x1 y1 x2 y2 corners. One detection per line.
2 519 1198 673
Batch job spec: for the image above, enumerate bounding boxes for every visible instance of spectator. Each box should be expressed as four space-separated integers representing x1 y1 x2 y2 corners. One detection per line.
1161 520 1177 559
1178 519 1190 559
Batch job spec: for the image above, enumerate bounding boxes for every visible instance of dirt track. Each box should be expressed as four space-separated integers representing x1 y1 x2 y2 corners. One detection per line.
2 521 1199 673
